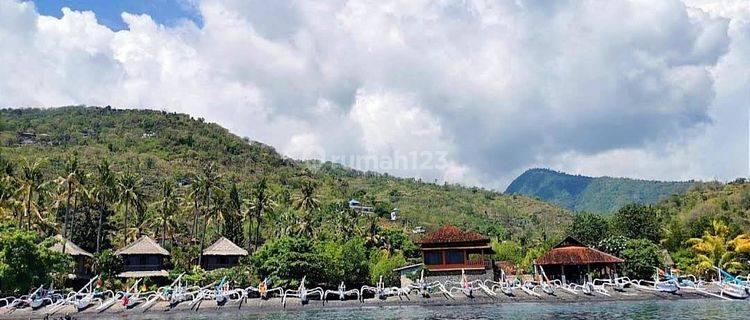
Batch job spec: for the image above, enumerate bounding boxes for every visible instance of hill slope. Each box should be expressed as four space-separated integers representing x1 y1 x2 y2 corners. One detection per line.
0 106 571 245
505 168 694 213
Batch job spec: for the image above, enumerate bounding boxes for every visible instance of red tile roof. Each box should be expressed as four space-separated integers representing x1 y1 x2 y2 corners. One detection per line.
420 225 489 245
536 237 624 265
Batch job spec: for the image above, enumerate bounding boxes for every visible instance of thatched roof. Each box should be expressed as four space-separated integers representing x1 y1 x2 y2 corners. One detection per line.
536 236 624 265
116 236 170 256
203 237 248 256
420 225 489 246
50 235 93 257
117 270 169 278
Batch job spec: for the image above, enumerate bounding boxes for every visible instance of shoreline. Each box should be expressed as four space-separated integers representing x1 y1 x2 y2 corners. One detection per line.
0 288 721 319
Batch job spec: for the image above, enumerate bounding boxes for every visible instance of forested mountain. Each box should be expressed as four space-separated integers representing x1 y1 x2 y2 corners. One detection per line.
0 107 569 242
505 168 694 213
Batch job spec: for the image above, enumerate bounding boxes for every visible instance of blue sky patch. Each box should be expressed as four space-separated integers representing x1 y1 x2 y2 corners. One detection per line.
34 0 203 31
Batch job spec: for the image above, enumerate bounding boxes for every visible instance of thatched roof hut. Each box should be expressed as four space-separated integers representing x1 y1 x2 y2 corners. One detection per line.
50 235 93 279
202 237 247 270
203 237 248 256
50 235 93 258
116 236 170 278
116 235 170 256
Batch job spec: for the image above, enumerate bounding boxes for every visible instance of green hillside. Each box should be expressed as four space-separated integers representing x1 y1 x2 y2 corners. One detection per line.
0 106 570 248
505 168 694 213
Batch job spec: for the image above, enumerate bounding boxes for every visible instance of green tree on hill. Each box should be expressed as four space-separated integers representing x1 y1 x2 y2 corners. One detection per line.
611 204 661 243
567 212 610 246
619 238 662 279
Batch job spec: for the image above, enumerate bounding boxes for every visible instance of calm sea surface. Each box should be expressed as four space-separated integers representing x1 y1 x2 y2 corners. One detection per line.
138 299 750 320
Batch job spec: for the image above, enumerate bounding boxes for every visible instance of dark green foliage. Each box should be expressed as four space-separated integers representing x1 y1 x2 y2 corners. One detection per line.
491 240 524 265
318 237 370 286
567 212 610 246
611 204 662 243
92 249 122 279
619 238 663 279
251 236 329 287
506 168 694 213
368 251 406 286
0 227 71 294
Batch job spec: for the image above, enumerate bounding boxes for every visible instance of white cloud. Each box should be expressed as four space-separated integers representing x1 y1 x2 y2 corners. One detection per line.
0 0 747 190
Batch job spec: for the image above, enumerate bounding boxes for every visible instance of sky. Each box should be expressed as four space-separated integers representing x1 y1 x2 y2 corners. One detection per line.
0 0 748 190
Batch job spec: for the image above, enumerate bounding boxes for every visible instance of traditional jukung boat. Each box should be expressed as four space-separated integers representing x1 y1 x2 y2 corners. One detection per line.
141 273 186 311
282 276 324 307
407 270 453 299
241 277 283 303
324 282 361 303
714 267 749 299
446 269 495 298
361 276 410 301
48 276 103 313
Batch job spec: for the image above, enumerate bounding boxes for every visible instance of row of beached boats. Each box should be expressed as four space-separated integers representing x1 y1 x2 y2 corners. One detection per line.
2 266 750 314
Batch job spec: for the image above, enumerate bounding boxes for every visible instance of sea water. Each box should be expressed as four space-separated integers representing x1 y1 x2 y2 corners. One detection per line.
132 299 750 320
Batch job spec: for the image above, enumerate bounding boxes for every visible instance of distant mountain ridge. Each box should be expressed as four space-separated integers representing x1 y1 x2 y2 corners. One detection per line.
505 168 695 213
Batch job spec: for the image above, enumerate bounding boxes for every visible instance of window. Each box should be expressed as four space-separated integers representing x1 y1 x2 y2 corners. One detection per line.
445 251 465 264
424 252 442 265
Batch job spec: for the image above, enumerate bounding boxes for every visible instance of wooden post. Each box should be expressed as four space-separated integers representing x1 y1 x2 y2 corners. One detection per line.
561 265 566 284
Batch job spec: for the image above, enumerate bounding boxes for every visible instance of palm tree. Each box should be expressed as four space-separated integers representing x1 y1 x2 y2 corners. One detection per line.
0 172 17 221
18 159 45 231
211 187 229 235
293 180 319 237
686 220 748 275
248 177 275 250
194 163 221 266
117 171 145 245
92 160 116 252
227 183 246 248
185 181 201 240
152 178 179 246
55 157 82 242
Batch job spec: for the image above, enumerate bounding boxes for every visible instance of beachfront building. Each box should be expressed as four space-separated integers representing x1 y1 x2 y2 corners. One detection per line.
535 236 624 284
420 225 494 282
116 235 170 278
50 235 93 280
201 237 248 270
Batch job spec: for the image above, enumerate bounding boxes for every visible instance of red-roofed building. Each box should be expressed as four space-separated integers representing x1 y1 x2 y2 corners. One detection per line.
420 225 494 281
535 236 624 284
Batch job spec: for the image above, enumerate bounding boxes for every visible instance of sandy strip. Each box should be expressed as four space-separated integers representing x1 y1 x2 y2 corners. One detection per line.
0 288 723 319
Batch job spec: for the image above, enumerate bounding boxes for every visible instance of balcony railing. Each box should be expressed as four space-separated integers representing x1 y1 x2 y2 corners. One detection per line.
426 259 491 271
123 264 164 271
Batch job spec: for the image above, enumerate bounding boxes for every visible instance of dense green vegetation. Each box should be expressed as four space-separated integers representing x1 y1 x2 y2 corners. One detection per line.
505 168 695 213
0 224 70 293
567 181 750 279
0 106 571 293
2 106 746 293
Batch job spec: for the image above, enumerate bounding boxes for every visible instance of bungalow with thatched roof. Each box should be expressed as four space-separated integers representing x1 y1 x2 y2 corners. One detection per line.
202 237 248 270
116 235 170 278
50 235 93 280
535 236 624 284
